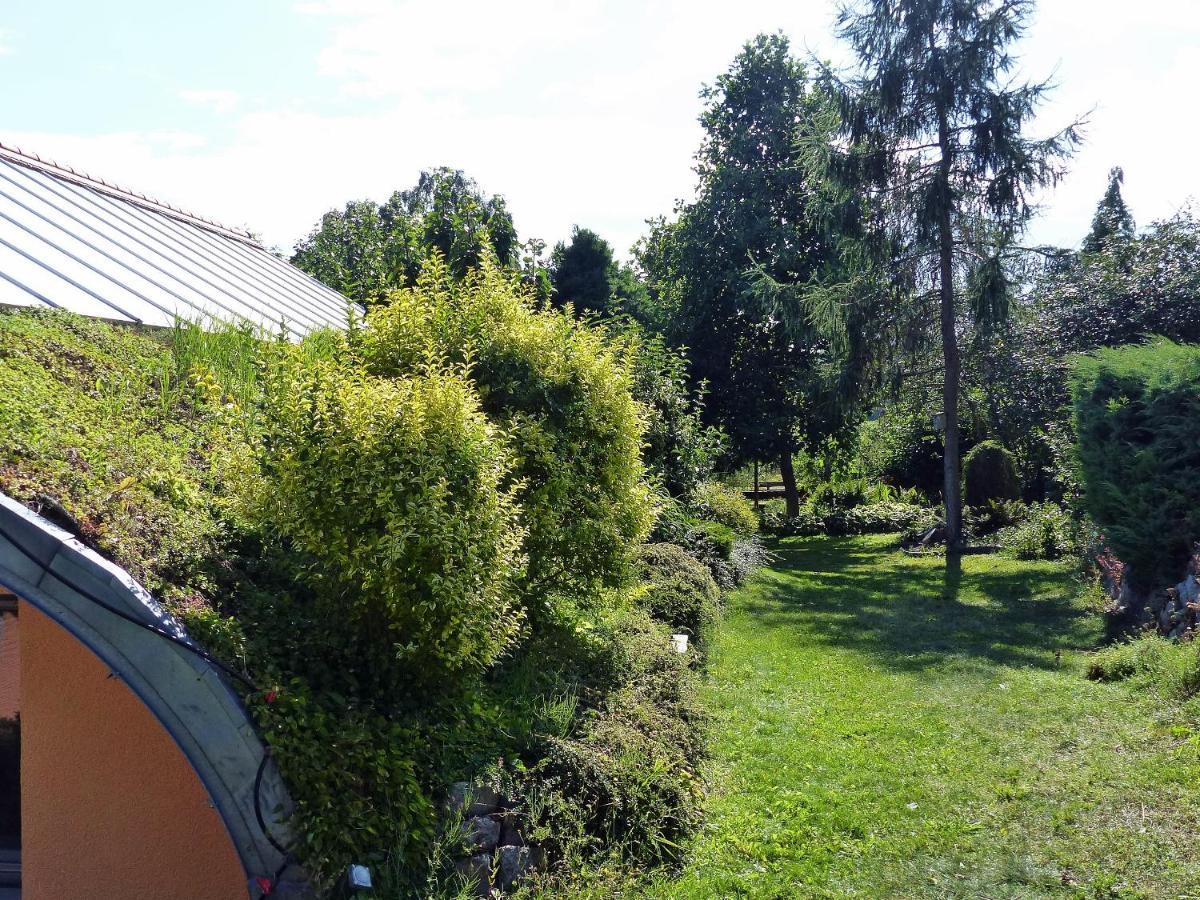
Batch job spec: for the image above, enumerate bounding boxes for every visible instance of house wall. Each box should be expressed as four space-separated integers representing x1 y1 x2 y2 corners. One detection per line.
0 606 17 720
19 601 248 900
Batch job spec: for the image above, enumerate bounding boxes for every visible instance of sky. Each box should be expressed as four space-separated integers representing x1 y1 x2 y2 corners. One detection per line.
1 0 1197 259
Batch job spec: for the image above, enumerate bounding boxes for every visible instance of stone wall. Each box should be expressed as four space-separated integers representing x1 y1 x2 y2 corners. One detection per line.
1105 551 1200 638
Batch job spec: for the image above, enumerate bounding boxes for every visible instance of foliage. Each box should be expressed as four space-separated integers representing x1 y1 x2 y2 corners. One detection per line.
809 477 868 511
964 499 1027 539
520 609 706 871
996 502 1075 561
551 226 616 316
1046 210 1200 351
254 355 526 683
1087 634 1200 699
635 33 846 511
962 440 1020 507
690 482 757 535
1083 167 1136 255
253 687 437 878
292 168 519 302
359 256 655 613
633 544 722 645
549 227 652 322
0 309 689 892
858 410 946 497
1072 339 1200 589
821 0 1081 546
625 330 724 499
0 310 259 604
763 501 935 537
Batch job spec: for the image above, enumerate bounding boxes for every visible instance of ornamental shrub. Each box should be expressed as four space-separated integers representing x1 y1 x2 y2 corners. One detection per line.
633 544 721 643
691 481 758 534
256 355 526 683
358 255 655 612
962 440 1020 507
995 502 1075 561
1072 339 1200 590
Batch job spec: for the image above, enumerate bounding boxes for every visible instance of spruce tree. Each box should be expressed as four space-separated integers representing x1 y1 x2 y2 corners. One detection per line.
1083 166 1135 253
825 0 1081 549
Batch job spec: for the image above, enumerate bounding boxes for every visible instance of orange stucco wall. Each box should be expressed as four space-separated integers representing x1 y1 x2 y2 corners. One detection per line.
19 601 248 900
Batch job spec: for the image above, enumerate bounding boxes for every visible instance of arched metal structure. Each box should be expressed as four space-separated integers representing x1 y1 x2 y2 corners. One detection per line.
0 491 309 899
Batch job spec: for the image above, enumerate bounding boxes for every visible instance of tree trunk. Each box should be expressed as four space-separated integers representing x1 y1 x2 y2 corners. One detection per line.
780 451 800 519
937 105 964 552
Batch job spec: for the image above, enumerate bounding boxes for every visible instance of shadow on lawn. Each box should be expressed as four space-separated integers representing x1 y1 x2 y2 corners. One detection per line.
738 536 1096 675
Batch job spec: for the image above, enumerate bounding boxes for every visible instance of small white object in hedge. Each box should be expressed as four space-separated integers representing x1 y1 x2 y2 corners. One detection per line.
671 634 689 654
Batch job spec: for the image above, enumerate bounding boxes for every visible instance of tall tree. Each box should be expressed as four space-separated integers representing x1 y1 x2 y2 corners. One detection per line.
551 227 618 316
551 226 656 323
292 167 519 302
826 0 1080 549
637 34 839 517
1083 166 1135 253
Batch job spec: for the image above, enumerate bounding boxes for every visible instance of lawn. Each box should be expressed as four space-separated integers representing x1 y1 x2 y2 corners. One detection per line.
652 535 1200 899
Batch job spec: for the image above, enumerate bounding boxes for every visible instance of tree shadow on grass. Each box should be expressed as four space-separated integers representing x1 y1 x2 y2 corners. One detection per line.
738 535 1097 675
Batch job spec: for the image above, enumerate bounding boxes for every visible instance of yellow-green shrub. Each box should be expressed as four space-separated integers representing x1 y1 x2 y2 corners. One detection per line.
358 255 655 613
256 354 526 681
690 480 758 534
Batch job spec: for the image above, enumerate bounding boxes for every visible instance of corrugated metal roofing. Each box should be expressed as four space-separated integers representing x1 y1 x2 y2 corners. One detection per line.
0 142 352 339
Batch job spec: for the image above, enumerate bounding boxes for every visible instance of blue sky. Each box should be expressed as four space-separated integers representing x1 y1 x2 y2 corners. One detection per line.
2 0 1198 258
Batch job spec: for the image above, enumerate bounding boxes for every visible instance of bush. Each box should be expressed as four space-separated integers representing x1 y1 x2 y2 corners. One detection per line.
1087 633 1200 699
809 477 869 510
728 537 774 584
962 440 1020 507
995 502 1075 560
964 499 1027 538
858 410 946 497
691 481 758 534
763 502 936 537
516 609 705 870
358 256 655 611
256 357 526 683
624 330 725 499
1072 339 1200 590
633 544 721 643
823 502 938 536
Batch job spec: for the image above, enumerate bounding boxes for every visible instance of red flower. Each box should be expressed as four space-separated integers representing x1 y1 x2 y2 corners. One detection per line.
265 689 279 705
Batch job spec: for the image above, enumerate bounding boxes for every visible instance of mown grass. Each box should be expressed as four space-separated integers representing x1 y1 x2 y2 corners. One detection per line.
649 535 1200 899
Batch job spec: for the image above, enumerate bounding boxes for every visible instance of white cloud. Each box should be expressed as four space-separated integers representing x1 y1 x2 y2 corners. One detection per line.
12 0 1200 261
179 89 240 115
0 29 12 56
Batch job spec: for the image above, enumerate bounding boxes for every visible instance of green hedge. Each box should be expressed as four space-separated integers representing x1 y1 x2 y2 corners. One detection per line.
1072 339 1200 590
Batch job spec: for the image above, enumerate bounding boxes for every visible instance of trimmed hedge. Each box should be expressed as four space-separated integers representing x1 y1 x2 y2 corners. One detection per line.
962 440 1020 507
1072 339 1200 590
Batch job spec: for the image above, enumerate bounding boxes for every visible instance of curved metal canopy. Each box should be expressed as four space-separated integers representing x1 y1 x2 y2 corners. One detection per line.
0 491 310 899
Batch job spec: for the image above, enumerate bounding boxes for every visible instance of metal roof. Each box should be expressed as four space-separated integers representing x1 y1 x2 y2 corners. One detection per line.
0 142 351 339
